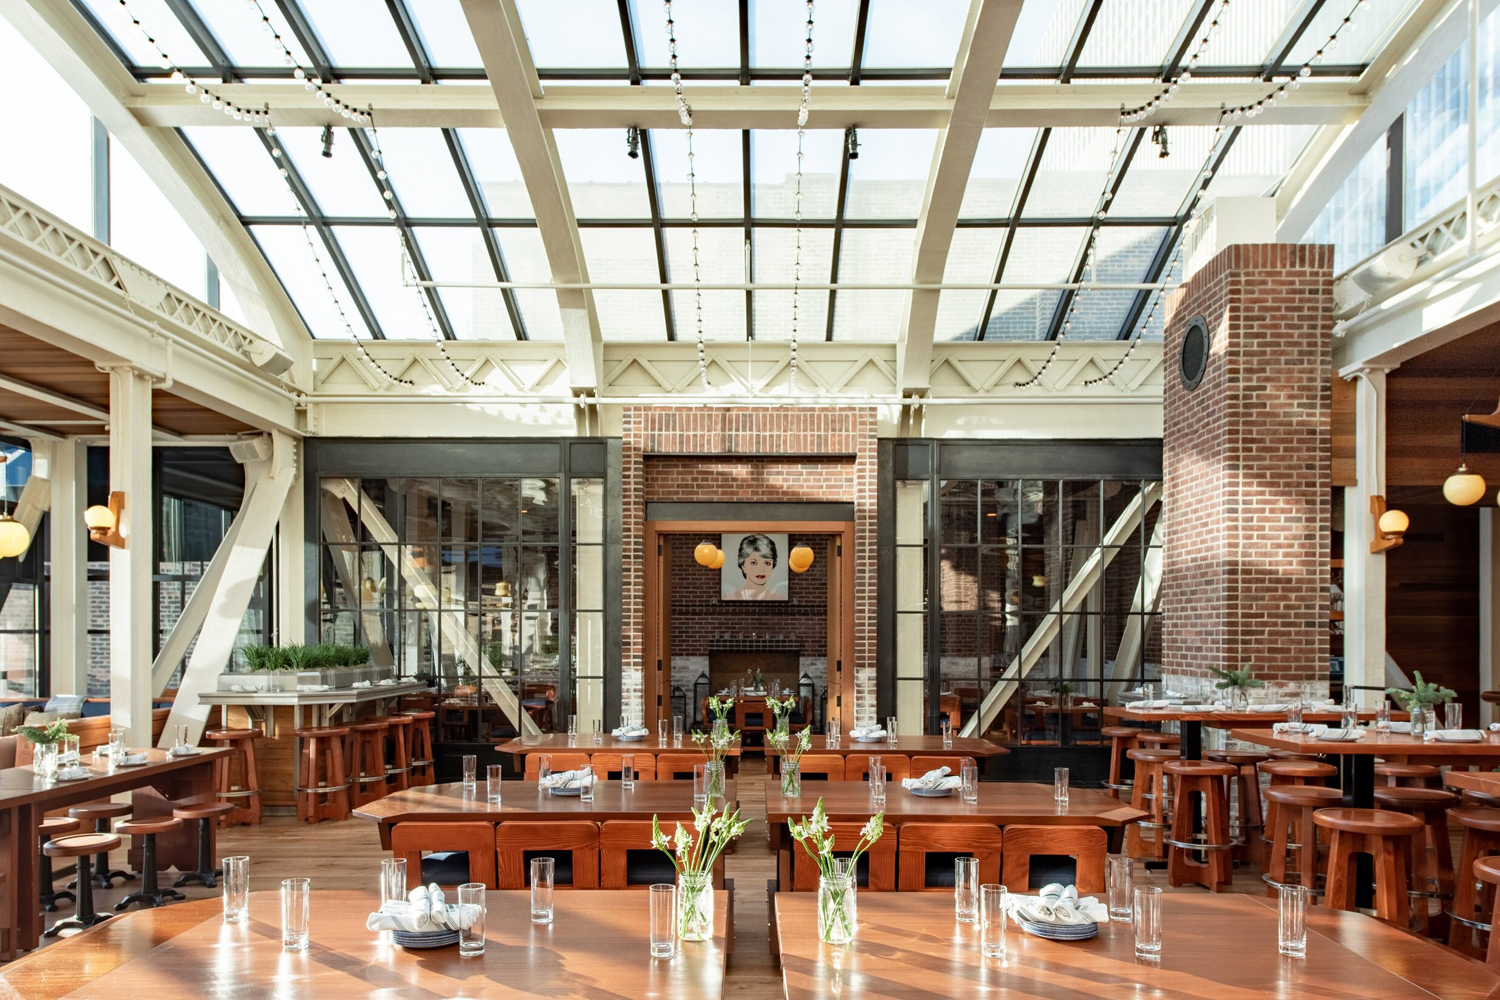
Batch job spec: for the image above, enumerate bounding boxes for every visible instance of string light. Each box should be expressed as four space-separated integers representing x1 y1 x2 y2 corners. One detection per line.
114 0 268 124
663 1 712 390
789 1 815 397
1120 0 1231 125
1219 0 1370 122
240 0 368 122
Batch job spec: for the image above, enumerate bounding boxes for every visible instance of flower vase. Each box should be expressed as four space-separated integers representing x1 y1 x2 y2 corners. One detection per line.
677 871 713 942
1410 707 1427 739
705 761 726 800
818 871 857 945
781 761 801 797
32 742 58 779
713 718 728 741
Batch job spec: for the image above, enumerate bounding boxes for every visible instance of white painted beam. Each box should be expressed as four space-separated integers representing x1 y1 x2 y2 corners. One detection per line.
1343 370 1387 695
8 440 49 552
107 366 154 747
45 439 90 696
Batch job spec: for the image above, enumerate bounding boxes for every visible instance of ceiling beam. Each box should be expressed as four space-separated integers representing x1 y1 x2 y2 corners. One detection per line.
896 0 1023 394
460 0 601 391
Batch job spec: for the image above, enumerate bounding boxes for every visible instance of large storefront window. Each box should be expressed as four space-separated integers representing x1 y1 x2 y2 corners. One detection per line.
1 440 42 697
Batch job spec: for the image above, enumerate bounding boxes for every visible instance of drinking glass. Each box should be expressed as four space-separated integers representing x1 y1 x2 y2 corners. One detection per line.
960 764 979 805
673 715 684 746
175 725 189 751
531 858 555 924
61 735 80 763
940 718 954 749
1054 767 1070 806
954 858 979 924
658 718 668 745
223 855 250 923
580 770 595 803
1286 699 1303 730
1446 703 1463 730
1376 699 1392 732
592 720 603 746
107 728 125 761
458 882 486 956
281 877 310 951
826 717 840 748
487 764 503 804
1278 884 1307 958
536 754 552 790
1133 886 1163 959
1106 854 1132 921
869 763 886 809
380 857 407 908
886 716 898 747
1341 690 1359 730
1423 706 1439 734
649 883 677 959
692 764 707 805
568 715 578 741
462 754 477 791
979 884 1007 959
621 754 636 792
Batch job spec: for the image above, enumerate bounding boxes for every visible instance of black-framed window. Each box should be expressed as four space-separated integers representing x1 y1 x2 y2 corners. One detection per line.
1 439 46 698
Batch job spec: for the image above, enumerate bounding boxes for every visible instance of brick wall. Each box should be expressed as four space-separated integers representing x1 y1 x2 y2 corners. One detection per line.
622 406 878 727
1161 244 1333 700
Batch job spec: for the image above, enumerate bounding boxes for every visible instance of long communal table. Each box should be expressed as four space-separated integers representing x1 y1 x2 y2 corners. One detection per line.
773 892 1500 999
1104 705 1402 759
0 747 230 961
0 889 731 999
495 734 744 777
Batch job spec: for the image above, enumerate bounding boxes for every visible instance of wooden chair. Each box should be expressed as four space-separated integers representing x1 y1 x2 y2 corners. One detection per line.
589 753 657 781
1316 807 1423 926
400 710 437 786
1126 748 1178 860
390 821 498 889
1163 760 1237 892
523 752 591 782
1373 786 1458 918
205 727 262 826
495 821 599 889
898 823 1002 891
796 754 845 781
1474 857 1500 972
909 756 972 777
1101 727 1141 799
349 719 391 807
792 822 897 891
1447 807 1500 955
294 725 351 823
845 755 911 782
1261 785 1341 896
601 821 721 889
1001 825 1106 894
655 753 703 780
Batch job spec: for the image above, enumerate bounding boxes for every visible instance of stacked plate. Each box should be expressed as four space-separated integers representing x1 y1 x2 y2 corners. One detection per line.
393 928 459 950
1018 919 1098 941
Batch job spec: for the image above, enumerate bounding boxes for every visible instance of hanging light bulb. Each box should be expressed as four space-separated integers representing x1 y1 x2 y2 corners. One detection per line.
788 545 815 573
694 541 718 567
0 512 29 559
1443 463 1487 506
708 548 726 570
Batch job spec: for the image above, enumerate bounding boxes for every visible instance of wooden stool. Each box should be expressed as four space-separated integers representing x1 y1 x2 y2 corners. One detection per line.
1375 762 1441 788
1262 785 1341 895
1101 727 1141 798
293 726 351 824
898 823 1001 891
205 727 262 826
1465 791 1500 808
1474 857 1500 972
1447 807 1500 955
1139 733 1180 751
38 816 81 911
1162 760 1237 892
1126 748 1179 860
845 755 911 782
1373 786 1458 906
383 715 414 793
600 821 723 889
1267 750 1324 763
349 720 390 806
1316 807 1423 926
653 754 701 780
523 752 592 782
43 834 120 937
1206 749 1268 860
796 755 845 781
400 710 437 786
171 802 234 888
1258 759 1337 788
1002 825 1106 893
113 818 186 910
494 821 599 889
792 822 897 891
67 803 134 889
390 821 497 889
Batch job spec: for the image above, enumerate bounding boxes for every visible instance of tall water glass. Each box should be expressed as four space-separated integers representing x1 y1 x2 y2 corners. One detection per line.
61 735 80 763
658 718 668 745
960 764 979 805
954 857 979 923
380 857 407 908
223 855 250 923
1133 886 1163 959
940 718 953 749
1278 884 1307 958
886 716 898 747
1341 690 1359 730
487 764 503 804
979 884 1007 959
175 725 190 751
826 717 840 748
536 754 552 790
649 883 677 958
692 764 707 805
281 877 310 952
1376 699 1392 732
1423 706 1439 734
592 720 603 746
870 763 887 809
568 715 578 741
1054 767 1070 806
462 754 477 791
107 728 125 762
673 715 684 746
579 770 595 803
458 882 486 956
1446 702 1464 731
531 858 555 924
1286 699 1303 730
621 754 636 791
1106 854 1132 921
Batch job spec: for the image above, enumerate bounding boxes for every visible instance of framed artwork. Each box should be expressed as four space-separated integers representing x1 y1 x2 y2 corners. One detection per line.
720 532 790 601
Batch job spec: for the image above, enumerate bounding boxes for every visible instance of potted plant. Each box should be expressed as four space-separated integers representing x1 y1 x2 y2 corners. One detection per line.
787 798 885 945
16 718 70 779
1048 678 1078 709
652 802 748 942
1387 672 1456 736
1210 667 1266 710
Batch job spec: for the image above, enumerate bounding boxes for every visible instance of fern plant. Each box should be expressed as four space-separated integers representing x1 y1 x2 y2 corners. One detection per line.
16 719 70 745
1386 671 1456 710
1210 667 1266 691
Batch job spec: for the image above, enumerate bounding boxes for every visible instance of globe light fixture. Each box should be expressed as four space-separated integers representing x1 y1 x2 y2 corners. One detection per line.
1442 463 1487 506
788 545 815 573
0 512 29 559
694 542 718 567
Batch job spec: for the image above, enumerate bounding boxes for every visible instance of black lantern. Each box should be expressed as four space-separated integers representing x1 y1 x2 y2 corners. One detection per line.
798 671 815 724
670 685 687 727
693 671 710 731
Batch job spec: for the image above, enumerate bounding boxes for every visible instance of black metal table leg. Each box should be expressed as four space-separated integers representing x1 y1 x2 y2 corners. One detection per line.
1181 722 1203 761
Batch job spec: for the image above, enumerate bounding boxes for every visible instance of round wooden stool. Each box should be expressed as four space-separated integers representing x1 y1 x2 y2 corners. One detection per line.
1267 750 1324 763
171 803 235 888
383 714 414 793
400 710 437 786
1139 733 1181 750
1101 727 1141 799
1447 807 1500 955
1474 857 1500 972
294 726 352 823
1258 759 1337 788
43 834 121 936
205 727 262 826
1126 748 1179 860
113 818 186 910
1162 759 1238 892
38 816 81 911
1315 807 1424 926
1373 786 1459 904
1466 790 1500 808
1205 749 1268 859
67 802 135 889
349 720 390 807
1375 762 1442 788
1262 785 1342 895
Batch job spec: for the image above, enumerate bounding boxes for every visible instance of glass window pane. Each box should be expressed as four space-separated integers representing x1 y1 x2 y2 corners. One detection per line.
579 228 667 339
1305 139 1386 272
1405 44 1468 226
183 128 298 216
77 0 208 67
940 548 978 610
183 0 315 68
110 137 207 297
1113 128 1223 217
934 228 1004 341
376 129 473 218
252 224 373 338
959 130 1037 219
483 479 521 540
843 130 938 219
752 0 858 69
298 0 415 68
442 479 480 543
986 227 1088 340
1195 0 1303 69
494 228 565 338
557 130 651 218
1067 227 1168 341
406 0 483 67
1022 129 1116 218
332 226 433 339
664 227 747 340
278 127 389 218
1076 0 1196 69
862 0 966 69
520 479 560 539
0 19 94 231
629 0 738 69
752 228 833 341
413 227 518 340
752 130 842 218
1204 125 1317 202
458 130 536 218
1002 0 1086 71
831 229 912 341
1282 0 1410 69
516 0 627 69
1481 8 1500 181
651 129 743 218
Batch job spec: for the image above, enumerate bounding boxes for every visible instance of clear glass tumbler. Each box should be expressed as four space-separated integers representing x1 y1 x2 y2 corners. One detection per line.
1278 884 1307 958
580 771 595 803
960 764 979 805
458 882 486 956
568 715 578 741
887 716 898 747
592 720 603 746
536 754 552 790
826 717 840 748
673 715 684 746
380 857 407 908
955 857 979 923
487 764 503 804
940 718 953 749
108 728 125 763
621 754 636 791
1446 702 1463 730
1133 885 1163 959
1106 854 1132 921
223 855 250 923
1286 699 1303 730
869 763 886 809
531 857 555 925
61 735 80 763
462 754 477 791
175 725 190 751
1054 767 1070 806
979 884 1007 959
1376 700 1392 732
658 718 668 745
281 877 310 951
649 883 677 959
693 764 707 805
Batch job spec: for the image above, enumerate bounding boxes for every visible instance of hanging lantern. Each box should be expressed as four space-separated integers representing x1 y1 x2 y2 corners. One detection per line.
1443 463 1487 506
694 542 718 567
708 548 726 570
0 513 29 559
788 545 815 573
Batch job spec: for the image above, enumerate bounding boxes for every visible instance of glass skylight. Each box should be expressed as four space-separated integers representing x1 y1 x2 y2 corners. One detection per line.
555 130 651 219
843 130 939 219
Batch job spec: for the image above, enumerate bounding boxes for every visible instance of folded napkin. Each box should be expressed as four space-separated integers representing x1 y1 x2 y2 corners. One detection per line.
1273 723 1327 737
1387 721 1412 734
228 684 255 693
1126 699 1174 710
351 680 373 689
540 768 595 790
611 725 649 738
1315 728 1365 742
118 751 148 766
1427 729 1485 742
1250 704 1289 712
168 745 200 756
1007 884 1108 925
376 678 397 686
849 726 886 740
299 684 332 692
901 766 961 792
366 884 482 933
55 766 92 780
58 751 79 764
1489 724 1500 733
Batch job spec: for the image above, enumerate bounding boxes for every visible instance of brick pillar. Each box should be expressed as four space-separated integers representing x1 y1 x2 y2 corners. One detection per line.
1161 245 1333 701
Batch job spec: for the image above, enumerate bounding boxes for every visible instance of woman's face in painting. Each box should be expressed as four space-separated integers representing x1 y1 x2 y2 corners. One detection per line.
741 553 774 588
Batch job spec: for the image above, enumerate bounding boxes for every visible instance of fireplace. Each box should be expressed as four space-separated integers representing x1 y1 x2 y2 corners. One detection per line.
709 650 800 693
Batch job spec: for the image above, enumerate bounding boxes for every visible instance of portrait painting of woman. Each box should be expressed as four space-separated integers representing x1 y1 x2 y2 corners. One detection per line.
721 532 790 601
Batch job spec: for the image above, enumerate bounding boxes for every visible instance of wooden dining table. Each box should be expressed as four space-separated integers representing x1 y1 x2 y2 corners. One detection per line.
495 734 744 776
0 889 732 998
772 891 1500 999
1105 705 1402 759
0 746 230 962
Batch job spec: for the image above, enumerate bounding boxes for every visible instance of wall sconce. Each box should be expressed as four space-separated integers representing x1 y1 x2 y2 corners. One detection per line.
1370 495 1408 553
84 492 126 548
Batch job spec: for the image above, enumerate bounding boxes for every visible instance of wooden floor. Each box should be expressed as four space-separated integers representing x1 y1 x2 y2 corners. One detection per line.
13 761 1424 998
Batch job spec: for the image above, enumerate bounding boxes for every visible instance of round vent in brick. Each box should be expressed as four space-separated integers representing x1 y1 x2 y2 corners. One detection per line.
1179 316 1210 390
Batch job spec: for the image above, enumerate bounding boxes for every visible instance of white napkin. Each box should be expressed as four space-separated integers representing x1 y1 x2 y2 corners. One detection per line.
1273 723 1327 737
1315 728 1365 742
1007 884 1108 925
1386 721 1412 734
376 678 398 686
351 680 373 689
119 751 148 766
901 766 961 792
1427 729 1484 743
540 768 595 790
611 725 649 738
1127 699 1174 710
58 750 80 764
1489 724 1500 733
55 766 92 780
1177 704 1218 712
365 884 482 933
849 726 886 740
1250 704 1289 712
229 684 254 693
168 745 200 756
299 684 332 692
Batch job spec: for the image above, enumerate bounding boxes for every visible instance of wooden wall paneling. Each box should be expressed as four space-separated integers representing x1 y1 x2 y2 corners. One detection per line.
1332 375 1356 487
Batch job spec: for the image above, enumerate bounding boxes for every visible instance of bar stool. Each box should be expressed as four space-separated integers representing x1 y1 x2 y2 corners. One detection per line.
1373 786 1458 907
1474 857 1500 972
171 802 235 888
67 803 135 889
1126 748 1178 860
43 834 120 937
113 817 186 910
1447 807 1500 955
1258 759 1337 789
1262 785 1341 895
383 714 414 793
1206 749 1268 861
1375 762 1441 788
349 719 391 806
38 816 81 911
400 710 437 786
1102 727 1141 799
205 727 262 826
1162 759 1237 892
293 725 351 823
1267 750 1324 763
1316 807 1424 926
1139 732 1180 751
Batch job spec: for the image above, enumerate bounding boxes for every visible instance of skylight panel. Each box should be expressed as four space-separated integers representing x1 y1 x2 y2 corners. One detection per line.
1111 127 1218 217
832 229 913 341
1076 0 1196 70
629 0 739 70
1020 129 1116 218
494 228 564 339
183 128 300 217
750 0 858 71
181 0 315 69
77 0 208 69
412 227 519 341
861 0 966 69
843 130 939 219
334 226 436 339
372 129 473 218
934 229 1005 341
555 130 651 219
1193 0 1301 69
1002 0 1085 71
277 127 390 218
579 228 667 339
1068 226 1169 340
959 129 1037 219
986 227 1088 340
296 0 414 69
752 228 832 341
456 129 535 219
1203 125 1317 203
1281 0 1407 70
664 228 747 341
405 0 483 67
516 0 627 70
752 130 842 218
251 224 372 338
650 129 744 219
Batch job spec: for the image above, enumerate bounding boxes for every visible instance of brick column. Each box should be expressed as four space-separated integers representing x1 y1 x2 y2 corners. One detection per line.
1161 245 1333 701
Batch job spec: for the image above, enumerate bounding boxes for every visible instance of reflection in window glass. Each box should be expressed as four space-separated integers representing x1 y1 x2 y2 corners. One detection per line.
752 130 842 218
1306 139 1386 272
1405 44 1468 227
752 228 833 341
1070 227 1167 341
832 229 912 341
843 130 938 219
556 130 651 218
0 19 92 232
252 224 373 338
579 228 667 339
1482 9 1500 181
110 137 208 297
987 227 1087 340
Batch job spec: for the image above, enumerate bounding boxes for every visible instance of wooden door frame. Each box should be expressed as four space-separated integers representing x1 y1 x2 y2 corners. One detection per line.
642 519 857 732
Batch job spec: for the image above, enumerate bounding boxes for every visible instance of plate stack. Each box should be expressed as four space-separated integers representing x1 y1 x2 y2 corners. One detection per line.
1018 919 1098 941
393 928 459 950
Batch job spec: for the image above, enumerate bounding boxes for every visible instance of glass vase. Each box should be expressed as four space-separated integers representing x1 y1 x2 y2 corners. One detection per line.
705 761 726 800
818 870 858 945
713 718 729 741
677 871 713 942
32 742 58 779
1410 706 1426 739
781 761 801 797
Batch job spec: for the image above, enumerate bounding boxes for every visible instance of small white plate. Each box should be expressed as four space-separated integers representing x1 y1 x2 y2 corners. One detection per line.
910 786 954 797
614 733 647 742
548 786 584 796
